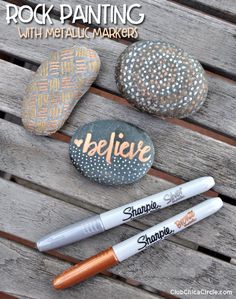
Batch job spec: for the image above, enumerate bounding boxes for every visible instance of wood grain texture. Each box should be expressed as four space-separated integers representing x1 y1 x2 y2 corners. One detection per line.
0 0 235 296
0 60 235 198
10 0 236 77
0 13 235 138
0 2 122 93
0 122 235 258
0 179 235 298
0 238 161 299
173 0 236 23
187 72 236 137
60 96 236 200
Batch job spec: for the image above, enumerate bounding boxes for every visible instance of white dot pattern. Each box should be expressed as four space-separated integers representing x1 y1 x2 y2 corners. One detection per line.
115 40 208 118
69 120 155 185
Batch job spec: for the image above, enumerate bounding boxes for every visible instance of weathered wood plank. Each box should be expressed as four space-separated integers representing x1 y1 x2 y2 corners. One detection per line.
0 60 235 198
0 2 121 93
187 73 236 137
173 0 236 23
0 14 235 139
63 97 236 200
0 238 161 299
0 122 235 258
8 0 235 76
0 179 235 298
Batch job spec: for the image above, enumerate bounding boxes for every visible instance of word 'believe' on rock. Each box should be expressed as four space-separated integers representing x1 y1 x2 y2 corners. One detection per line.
69 120 155 185
74 132 152 164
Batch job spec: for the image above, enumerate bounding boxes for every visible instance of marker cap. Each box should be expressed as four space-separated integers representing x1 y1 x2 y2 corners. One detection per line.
53 247 118 289
52 197 223 289
37 215 105 251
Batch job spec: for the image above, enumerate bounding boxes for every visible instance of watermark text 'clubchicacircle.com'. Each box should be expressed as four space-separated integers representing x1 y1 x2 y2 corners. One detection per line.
170 289 233 296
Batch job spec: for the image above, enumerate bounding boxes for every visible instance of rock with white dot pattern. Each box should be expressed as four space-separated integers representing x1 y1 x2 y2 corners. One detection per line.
115 40 208 118
69 120 155 185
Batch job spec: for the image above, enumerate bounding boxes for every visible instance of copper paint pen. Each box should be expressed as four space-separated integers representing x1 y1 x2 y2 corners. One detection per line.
52 197 223 289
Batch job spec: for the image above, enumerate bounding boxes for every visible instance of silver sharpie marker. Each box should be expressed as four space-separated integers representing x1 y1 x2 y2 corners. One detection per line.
37 176 214 251
52 197 223 289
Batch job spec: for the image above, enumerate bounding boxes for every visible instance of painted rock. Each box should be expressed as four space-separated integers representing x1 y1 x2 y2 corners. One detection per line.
69 120 155 185
22 46 100 135
115 40 208 118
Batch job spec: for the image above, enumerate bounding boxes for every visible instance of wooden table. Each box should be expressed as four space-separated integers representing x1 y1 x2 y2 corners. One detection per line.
0 0 235 298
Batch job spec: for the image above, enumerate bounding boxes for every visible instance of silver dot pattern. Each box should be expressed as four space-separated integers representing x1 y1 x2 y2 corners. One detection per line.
69 120 155 185
115 40 208 118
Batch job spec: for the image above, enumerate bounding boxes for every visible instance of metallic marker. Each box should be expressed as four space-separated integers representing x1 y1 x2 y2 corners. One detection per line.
52 197 223 289
37 176 214 251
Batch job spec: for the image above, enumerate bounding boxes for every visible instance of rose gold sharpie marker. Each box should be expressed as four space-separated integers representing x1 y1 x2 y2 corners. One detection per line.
53 197 223 289
37 177 214 251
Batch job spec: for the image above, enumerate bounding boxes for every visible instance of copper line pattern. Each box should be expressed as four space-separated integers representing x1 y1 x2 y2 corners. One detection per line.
22 46 100 135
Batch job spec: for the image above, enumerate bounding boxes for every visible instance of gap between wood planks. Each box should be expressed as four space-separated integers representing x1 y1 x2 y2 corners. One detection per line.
0 54 235 192
0 1 234 199
9 172 225 246
1 2 236 138
1 115 235 256
89 85 236 147
52 130 221 198
0 292 19 299
0 176 234 264
0 1 235 295
5 171 235 262
2 164 236 262
10 176 234 261
0 228 175 299
0 51 235 149
168 0 236 24
3 0 236 80
70 0 236 70
0 107 220 200
2 57 236 202
3 103 236 206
